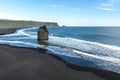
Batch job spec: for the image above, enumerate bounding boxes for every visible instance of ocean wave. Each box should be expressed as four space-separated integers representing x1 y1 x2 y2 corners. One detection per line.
1 27 120 59
3 27 120 59
0 27 120 73
48 36 120 59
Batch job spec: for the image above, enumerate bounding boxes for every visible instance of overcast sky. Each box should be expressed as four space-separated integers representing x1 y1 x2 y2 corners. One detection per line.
0 0 120 26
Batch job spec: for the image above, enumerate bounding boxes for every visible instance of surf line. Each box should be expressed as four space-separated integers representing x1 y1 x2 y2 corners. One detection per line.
0 38 120 64
48 36 120 59
0 27 120 63
0 27 37 39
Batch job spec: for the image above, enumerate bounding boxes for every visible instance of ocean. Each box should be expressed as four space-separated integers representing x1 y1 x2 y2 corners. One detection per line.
0 26 120 74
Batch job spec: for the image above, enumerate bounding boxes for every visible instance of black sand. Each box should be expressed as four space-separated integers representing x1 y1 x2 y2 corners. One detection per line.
0 28 120 80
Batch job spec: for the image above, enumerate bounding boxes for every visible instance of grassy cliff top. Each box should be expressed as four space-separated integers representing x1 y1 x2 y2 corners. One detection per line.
0 19 59 28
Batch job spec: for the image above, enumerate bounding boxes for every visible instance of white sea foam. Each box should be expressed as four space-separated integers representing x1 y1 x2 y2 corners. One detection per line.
2 27 120 59
0 27 120 73
48 36 120 59
16 27 37 38
0 40 46 49
1 27 37 38
72 49 120 63
46 46 120 73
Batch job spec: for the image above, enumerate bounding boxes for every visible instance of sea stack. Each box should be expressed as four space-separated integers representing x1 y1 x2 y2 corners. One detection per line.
37 25 49 42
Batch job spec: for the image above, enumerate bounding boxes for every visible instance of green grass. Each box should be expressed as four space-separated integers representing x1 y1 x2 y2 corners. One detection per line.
0 19 59 28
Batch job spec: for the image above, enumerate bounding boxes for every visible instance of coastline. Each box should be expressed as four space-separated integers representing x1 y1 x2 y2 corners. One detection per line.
0 28 120 80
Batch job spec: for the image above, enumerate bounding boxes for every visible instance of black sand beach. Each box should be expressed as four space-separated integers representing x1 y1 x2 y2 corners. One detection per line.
0 28 120 80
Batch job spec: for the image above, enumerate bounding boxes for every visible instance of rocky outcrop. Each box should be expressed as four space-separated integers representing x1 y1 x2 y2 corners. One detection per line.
37 25 49 41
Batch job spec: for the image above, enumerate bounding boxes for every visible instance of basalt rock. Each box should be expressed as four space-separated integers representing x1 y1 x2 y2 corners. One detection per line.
37 25 49 41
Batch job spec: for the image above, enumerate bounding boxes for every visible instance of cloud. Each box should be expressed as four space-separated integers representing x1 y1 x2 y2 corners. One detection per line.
73 8 82 11
0 13 22 20
0 12 34 21
97 6 116 11
45 4 64 8
45 4 86 13
100 0 118 7
97 0 119 11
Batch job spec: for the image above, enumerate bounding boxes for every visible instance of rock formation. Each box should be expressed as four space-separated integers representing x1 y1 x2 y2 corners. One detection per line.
37 25 49 42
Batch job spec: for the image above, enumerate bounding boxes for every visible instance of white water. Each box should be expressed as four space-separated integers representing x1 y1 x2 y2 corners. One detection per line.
0 27 120 73
49 36 120 59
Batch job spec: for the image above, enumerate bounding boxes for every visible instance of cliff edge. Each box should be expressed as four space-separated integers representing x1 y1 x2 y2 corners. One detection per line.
0 19 59 28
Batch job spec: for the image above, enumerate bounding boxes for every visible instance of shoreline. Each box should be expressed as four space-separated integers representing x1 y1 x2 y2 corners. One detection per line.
0 27 120 80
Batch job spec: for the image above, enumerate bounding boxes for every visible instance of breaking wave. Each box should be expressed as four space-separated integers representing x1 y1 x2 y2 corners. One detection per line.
0 27 120 73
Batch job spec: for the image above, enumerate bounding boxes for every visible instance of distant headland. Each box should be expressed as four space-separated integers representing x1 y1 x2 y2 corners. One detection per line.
0 19 59 28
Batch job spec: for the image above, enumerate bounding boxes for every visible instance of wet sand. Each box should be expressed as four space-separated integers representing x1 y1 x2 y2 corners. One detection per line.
0 28 120 80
